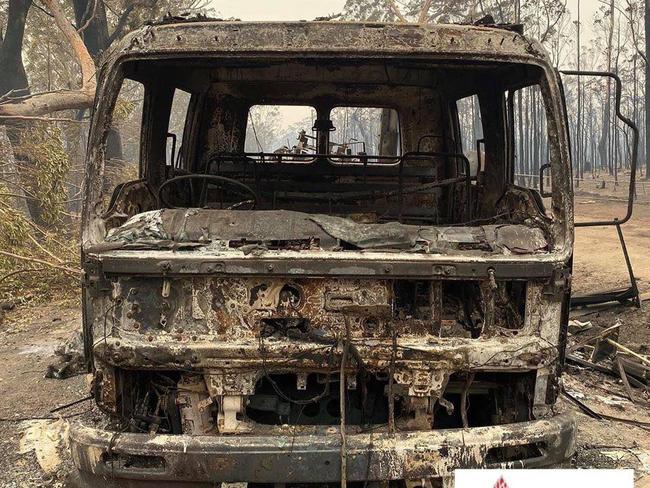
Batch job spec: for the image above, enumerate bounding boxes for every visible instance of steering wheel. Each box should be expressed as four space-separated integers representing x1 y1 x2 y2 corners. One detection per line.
158 174 259 209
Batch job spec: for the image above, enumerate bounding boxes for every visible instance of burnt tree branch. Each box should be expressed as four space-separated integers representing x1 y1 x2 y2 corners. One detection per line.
0 0 96 120
387 0 408 22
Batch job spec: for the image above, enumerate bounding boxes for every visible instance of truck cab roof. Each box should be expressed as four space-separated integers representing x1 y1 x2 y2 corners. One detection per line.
105 20 548 65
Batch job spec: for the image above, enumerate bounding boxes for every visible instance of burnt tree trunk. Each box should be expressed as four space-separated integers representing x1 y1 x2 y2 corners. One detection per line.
72 0 110 58
0 0 31 99
0 0 48 226
645 0 650 179
598 0 616 173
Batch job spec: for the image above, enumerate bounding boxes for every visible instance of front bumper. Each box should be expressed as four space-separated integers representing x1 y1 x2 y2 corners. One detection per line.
70 413 576 486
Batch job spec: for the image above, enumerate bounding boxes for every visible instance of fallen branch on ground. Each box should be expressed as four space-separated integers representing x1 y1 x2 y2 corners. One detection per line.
568 322 622 353
0 250 82 276
0 267 47 284
606 339 650 367
0 116 85 123
26 234 65 264
562 389 650 430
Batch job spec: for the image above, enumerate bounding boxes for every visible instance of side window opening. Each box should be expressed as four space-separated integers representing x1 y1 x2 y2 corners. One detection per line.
456 95 484 178
101 77 151 230
511 84 551 197
107 78 144 190
103 79 194 228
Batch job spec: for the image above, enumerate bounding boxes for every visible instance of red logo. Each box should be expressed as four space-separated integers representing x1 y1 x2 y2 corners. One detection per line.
494 476 509 488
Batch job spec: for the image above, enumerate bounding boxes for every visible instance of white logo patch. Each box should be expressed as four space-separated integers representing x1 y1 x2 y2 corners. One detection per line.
454 469 634 488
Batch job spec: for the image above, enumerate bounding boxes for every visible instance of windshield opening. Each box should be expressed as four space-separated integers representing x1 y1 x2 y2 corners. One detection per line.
88 57 565 255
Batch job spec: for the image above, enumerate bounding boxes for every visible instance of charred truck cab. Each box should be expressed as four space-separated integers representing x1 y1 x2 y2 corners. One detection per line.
72 20 577 488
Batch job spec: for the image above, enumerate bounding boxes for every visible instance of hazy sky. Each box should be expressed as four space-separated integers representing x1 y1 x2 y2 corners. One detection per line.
210 0 604 127
566 0 600 42
210 0 346 21
210 0 601 32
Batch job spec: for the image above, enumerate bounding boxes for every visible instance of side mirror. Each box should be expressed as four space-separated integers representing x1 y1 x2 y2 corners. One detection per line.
559 70 641 308
559 70 639 227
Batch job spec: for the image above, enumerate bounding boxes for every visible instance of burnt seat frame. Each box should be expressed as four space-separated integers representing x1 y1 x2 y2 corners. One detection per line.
196 151 473 222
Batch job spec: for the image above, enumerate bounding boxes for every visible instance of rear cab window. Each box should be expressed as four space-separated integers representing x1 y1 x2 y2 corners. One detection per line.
245 105 317 157
329 106 401 163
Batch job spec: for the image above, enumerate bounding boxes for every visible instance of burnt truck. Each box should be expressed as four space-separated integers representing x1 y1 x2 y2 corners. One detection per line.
70 19 589 488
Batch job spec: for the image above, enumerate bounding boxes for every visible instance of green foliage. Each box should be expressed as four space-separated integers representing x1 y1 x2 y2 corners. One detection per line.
16 123 71 225
340 0 469 22
0 189 31 247
0 203 80 305
0 126 79 307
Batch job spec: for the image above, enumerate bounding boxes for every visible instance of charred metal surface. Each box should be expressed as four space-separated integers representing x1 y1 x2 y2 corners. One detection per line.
74 19 576 488
99 207 549 255
114 21 549 60
70 413 576 484
89 252 561 279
